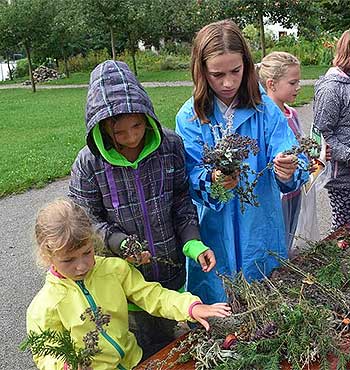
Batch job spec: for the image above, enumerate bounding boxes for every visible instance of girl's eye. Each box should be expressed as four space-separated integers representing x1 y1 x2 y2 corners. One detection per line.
83 249 92 255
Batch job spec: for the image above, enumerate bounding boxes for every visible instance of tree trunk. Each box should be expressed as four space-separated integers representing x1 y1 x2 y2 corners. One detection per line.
63 54 70 78
131 48 137 76
258 10 266 58
55 59 59 69
25 43 36 93
128 34 137 76
110 26 116 60
6 52 13 80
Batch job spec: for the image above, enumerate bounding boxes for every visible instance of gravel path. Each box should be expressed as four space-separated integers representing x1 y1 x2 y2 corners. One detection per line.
0 79 317 90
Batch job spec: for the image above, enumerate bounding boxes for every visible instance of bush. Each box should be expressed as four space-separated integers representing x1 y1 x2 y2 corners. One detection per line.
267 34 337 66
13 58 40 78
60 49 111 73
159 55 189 71
117 50 189 72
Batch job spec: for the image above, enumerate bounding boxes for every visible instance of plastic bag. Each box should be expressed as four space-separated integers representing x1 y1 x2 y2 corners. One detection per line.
289 127 332 257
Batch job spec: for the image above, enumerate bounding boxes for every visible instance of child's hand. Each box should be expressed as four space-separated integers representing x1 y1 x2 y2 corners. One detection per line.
126 251 151 265
212 169 240 190
273 153 298 181
191 303 231 331
309 159 319 174
197 249 216 272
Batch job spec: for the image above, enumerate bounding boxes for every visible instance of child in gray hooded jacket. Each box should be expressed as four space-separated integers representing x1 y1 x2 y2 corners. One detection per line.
314 30 350 231
69 60 215 359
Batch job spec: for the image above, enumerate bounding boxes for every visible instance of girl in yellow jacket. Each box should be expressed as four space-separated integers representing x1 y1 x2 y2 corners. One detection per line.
26 199 231 370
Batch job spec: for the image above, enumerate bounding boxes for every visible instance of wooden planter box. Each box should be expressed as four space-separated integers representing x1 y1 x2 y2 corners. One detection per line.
136 333 350 370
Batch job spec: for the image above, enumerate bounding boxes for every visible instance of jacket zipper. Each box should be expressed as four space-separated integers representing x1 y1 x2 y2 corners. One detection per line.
134 168 159 280
76 280 127 370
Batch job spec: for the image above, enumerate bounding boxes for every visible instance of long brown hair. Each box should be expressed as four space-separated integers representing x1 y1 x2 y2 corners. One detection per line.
191 19 261 123
333 30 350 74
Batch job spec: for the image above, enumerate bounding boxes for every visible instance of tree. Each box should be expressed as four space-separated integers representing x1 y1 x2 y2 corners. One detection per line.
318 0 350 33
0 1 18 80
232 0 312 57
36 0 86 78
2 0 55 92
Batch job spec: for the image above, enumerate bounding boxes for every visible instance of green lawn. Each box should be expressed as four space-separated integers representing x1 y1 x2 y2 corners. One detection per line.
0 84 314 197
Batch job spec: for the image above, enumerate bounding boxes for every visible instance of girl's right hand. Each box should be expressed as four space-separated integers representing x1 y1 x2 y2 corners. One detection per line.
126 251 151 265
212 169 239 190
191 303 232 331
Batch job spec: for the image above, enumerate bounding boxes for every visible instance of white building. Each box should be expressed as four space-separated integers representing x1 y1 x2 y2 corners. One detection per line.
0 61 15 81
265 22 298 40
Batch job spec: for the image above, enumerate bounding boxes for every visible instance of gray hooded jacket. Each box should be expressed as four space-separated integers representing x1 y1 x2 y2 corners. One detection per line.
314 69 350 189
69 61 200 290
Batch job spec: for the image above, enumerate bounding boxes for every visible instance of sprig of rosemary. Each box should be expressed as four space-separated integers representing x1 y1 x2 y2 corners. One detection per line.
20 306 110 369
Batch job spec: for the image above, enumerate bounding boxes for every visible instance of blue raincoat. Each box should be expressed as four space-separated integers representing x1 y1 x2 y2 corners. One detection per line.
176 94 308 303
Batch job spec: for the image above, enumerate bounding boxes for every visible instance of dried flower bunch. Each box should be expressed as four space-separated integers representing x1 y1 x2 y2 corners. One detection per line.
120 234 182 268
202 118 321 211
159 231 350 369
202 120 264 210
283 136 321 171
20 306 111 370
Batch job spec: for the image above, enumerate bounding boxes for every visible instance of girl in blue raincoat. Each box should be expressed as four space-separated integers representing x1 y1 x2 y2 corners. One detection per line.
175 20 309 304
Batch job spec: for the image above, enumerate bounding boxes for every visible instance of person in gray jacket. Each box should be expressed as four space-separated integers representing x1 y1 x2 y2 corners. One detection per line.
314 30 350 231
69 60 215 359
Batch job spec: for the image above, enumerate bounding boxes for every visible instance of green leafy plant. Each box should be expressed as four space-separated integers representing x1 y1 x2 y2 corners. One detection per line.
20 307 110 369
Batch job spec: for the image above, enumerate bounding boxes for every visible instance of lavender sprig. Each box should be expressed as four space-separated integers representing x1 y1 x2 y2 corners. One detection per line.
120 234 182 268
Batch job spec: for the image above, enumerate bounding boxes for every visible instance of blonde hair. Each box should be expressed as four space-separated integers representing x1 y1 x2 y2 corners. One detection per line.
191 19 261 123
258 51 300 90
333 30 350 74
34 198 93 267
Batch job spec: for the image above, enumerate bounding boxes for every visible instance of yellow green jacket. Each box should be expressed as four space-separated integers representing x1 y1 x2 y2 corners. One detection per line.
27 256 200 369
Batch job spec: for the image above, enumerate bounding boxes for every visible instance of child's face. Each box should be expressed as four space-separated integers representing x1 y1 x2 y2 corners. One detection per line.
271 64 301 106
104 113 147 151
205 52 244 106
51 242 95 281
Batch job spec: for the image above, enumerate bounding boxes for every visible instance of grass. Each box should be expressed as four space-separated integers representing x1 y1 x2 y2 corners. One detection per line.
0 86 192 196
0 83 314 197
300 65 328 79
0 65 328 86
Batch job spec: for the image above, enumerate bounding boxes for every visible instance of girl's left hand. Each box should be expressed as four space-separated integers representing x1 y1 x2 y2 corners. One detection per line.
197 249 216 272
191 303 231 331
273 153 298 181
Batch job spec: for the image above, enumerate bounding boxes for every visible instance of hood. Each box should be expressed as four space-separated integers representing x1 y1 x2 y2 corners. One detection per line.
85 60 163 157
315 68 350 92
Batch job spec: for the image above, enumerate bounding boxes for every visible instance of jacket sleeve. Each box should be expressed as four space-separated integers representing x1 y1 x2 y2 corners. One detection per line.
26 295 65 369
118 260 200 322
175 107 224 212
264 101 309 193
68 153 127 254
172 135 201 246
313 84 350 162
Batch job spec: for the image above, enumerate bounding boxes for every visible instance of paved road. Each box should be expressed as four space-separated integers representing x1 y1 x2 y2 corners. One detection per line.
0 103 331 369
